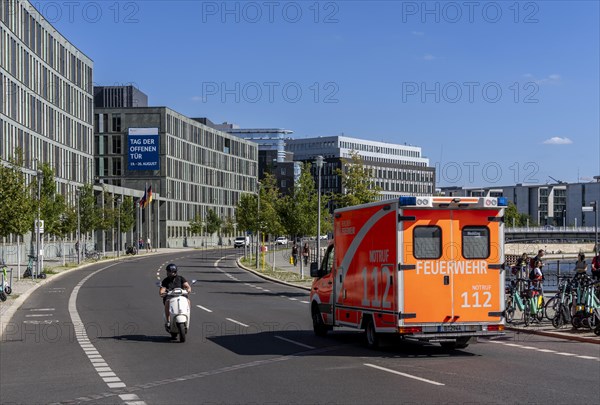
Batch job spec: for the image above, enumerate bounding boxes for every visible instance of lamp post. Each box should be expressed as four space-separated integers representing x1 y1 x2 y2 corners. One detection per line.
35 170 43 278
76 189 81 265
255 181 261 269
315 156 324 269
116 197 122 258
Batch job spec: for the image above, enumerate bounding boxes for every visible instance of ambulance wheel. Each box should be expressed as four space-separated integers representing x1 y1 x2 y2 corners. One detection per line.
312 307 328 337
364 317 379 349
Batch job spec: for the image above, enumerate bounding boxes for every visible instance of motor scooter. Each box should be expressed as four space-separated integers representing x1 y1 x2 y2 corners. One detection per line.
163 281 196 342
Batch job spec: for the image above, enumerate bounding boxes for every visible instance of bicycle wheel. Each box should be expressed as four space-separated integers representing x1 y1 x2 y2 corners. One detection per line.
505 296 515 323
536 296 545 322
523 300 530 326
544 296 559 320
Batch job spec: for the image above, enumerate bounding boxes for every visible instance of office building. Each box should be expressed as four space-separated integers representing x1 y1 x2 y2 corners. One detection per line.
1 0 94 189
286 135 436 202
94 85 148 108
94 107 259 247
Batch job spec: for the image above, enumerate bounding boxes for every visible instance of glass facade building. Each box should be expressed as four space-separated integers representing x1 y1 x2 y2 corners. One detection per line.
0 0 94 190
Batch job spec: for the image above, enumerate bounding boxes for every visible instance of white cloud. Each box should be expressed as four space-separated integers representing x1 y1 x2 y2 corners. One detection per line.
423 54 436 61
411 31 424 36
522 73 561 85
543 137 573 145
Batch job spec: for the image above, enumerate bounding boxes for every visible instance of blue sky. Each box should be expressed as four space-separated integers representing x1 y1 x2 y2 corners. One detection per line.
43 0 599 187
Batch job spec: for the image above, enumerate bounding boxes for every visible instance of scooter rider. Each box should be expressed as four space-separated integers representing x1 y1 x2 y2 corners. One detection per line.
159 264 191 327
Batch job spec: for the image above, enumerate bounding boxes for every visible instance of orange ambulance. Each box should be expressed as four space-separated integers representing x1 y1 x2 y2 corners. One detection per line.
310 196 507 349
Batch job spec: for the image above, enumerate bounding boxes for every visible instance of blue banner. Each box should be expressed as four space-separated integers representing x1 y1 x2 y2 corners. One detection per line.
128 128 160 170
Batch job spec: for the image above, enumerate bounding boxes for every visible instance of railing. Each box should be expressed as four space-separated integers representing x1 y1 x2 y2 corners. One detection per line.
506 226 596 233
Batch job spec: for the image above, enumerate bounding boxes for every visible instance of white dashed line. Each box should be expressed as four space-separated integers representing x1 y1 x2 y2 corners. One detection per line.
364 363 445 386
226 318 249 327
68 264 147 404
274 335 315 349
196 305 213 313
490 341 600 361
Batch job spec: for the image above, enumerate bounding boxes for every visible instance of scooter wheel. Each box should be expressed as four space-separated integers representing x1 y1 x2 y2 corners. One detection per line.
4 286 11 295
38 273 47 279
0 292 7 302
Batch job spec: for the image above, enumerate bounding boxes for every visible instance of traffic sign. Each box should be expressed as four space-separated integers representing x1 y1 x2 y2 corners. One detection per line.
35 219 44 234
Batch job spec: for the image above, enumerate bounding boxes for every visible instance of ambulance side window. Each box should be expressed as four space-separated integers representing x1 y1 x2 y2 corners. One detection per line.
322 245 334 275
462 226 489 259
414 226 442 259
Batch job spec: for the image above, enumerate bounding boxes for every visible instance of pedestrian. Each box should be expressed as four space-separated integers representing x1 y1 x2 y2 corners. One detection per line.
291 242 298 266
146 237 152 252
592 249 600 280
514 252 528 278
302 242 309 266
574 252 588 274
139 238 143 249
530 249 544 270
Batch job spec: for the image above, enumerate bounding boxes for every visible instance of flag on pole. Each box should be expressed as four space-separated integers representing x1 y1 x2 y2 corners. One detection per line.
145 185 153 207
139 187 147 207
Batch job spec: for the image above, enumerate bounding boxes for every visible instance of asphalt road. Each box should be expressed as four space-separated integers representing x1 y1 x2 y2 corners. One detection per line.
1 249 599 404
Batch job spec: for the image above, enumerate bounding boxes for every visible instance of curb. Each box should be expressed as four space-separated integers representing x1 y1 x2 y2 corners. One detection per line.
506 326 600 345
236 258 311 292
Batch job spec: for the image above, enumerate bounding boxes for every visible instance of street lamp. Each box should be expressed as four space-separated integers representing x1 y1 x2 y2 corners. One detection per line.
315 156 324 269
256 181 261 269
35 170 43 278
76 188 81 265
116 197 122 258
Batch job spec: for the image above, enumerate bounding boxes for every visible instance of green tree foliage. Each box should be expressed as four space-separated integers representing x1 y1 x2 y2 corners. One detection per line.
205 209 222 235
0 149 34 238
334 151 382 209
189 213 203 235
37 163 70 238
78 184 100 235
235 193 258 235
221 216 235 236
279 162 331 238
119 196 136 232
504 202 532 227
258 174 285 238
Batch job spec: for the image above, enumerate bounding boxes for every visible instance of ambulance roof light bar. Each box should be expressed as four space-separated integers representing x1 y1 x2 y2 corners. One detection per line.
399 196 508 208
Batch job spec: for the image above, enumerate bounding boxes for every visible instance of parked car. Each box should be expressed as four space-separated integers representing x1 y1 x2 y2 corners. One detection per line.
234 236 249 247
275 236 289 245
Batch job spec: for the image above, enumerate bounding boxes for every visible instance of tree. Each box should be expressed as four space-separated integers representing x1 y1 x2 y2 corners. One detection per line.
235 193 258 236
189 213 203 235
279 162 331 238
205 209 222 235
334 151 382 209
504 202 532 227
37 163 70 238
0 149 34 241
78 184 100 236
119 196 136 232
258 174 285 238
221 216 235 236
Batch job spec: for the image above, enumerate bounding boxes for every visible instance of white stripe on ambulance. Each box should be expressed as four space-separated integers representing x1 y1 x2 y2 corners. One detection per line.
416 260 488 275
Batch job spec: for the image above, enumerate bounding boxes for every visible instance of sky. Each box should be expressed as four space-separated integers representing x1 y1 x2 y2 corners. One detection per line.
39 0 600 188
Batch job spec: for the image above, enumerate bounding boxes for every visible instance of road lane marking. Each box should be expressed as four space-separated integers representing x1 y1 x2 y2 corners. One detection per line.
30 308 55 311
490 341 600 361
68 263 132 393
364 363 445 386
25 314 54 317
196 305 213 313
274 335 315 349
300 300 309 304
226 318 249 327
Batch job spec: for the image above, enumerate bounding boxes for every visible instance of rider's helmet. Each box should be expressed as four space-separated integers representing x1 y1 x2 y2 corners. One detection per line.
165 263 178 275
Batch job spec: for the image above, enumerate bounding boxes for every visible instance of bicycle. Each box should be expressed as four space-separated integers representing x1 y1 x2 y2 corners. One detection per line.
23 255 46 279
544 276 574 328
504 278 528 323
84 250 101 261
522 283 544 326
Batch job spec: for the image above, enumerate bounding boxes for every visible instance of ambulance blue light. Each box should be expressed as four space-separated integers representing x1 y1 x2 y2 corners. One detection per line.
497 197 508 206
399 196 417 206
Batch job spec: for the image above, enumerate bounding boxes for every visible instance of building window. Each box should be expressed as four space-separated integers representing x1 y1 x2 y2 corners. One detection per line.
112 114 121 132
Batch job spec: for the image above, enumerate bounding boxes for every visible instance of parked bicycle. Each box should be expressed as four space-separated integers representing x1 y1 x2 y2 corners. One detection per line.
23 255 46 279
84 249 101 261
571 275 600 331
0 261 12 301
544 276 574 328
522 283 544 326
504 278 528 323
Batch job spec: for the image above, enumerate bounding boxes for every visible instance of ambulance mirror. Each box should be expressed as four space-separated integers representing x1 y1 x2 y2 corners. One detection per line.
310 262 320 277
